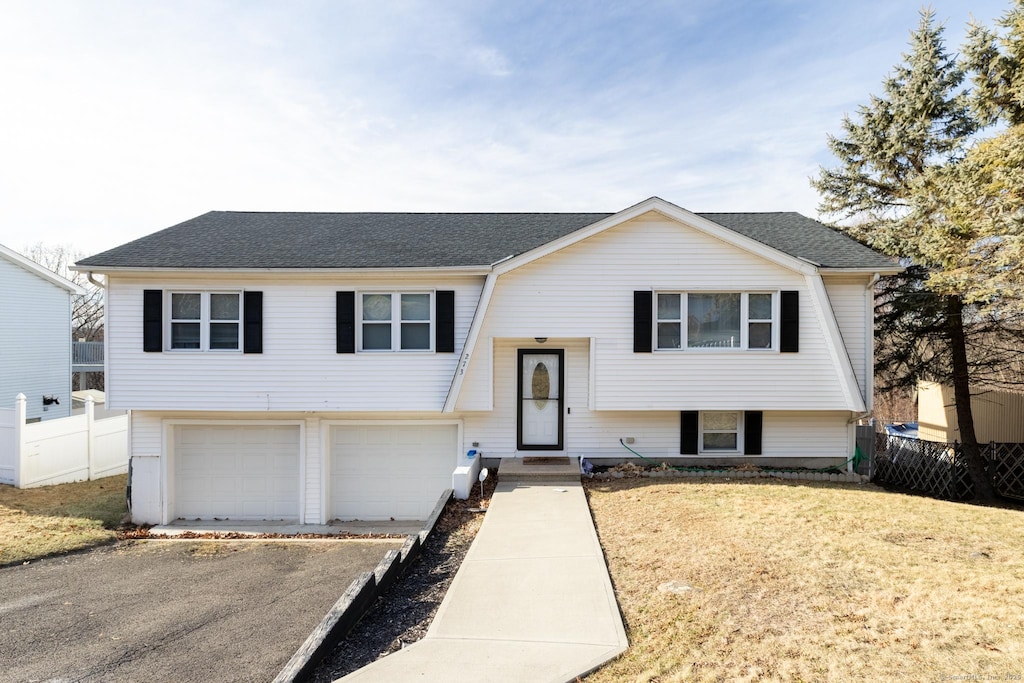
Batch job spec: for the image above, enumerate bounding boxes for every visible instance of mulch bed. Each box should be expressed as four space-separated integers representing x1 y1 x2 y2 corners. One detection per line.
309 477 496 682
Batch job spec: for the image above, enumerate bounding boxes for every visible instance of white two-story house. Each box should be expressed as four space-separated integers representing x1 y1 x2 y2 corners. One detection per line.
1 243 84 422
76 197 899 526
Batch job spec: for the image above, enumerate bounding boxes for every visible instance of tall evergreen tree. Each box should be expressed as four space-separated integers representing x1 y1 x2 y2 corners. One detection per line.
964 0 1024 126
911 125 1024 312
812 10 997 498
945 3 1024 316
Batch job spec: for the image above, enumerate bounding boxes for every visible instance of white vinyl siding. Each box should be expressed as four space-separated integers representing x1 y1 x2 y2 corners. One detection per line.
458 213 854 411
127 405 854 527
0 256 74 421
130 412 162 455
304 417 322 524
461 339 852 461
822 275 871 403
129 410 466 526
106 274 482 412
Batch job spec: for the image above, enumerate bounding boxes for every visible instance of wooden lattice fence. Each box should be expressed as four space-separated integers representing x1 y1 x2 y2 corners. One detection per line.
989 442 1024 502
873 433 972 499
872 432 1024 501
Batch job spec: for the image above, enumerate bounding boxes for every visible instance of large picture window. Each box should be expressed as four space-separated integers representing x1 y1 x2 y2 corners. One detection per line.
688 293 740 348
360 292 432 351
656 292 775 350
168 292 240 351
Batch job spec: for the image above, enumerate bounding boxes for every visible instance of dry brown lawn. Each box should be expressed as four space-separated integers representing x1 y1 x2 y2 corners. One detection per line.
0 474 126 566
585 477 1024 682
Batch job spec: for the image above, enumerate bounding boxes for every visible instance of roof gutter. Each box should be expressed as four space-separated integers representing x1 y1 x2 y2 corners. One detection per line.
68 264 495 276
820 266 904 275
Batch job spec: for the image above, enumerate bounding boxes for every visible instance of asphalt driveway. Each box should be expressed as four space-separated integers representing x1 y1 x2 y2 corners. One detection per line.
0 538 402 683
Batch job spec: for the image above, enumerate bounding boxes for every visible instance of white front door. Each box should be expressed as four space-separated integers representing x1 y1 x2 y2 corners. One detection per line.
518 349 564 450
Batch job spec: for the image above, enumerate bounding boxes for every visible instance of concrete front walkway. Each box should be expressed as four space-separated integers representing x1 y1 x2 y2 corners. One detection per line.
338 480 628 683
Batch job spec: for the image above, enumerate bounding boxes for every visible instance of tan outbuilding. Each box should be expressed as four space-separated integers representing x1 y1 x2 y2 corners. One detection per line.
918 380 1024 443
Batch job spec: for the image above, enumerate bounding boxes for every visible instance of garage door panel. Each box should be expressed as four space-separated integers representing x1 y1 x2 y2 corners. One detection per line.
241 454 267 469
334 430 362 446
241 478 267 495
394 430 423 446
365 429 393 446
178 453 206 470
330 425 456 522
209 478 236 495
209 429 238 445
175 425 300 521
272 454 296 472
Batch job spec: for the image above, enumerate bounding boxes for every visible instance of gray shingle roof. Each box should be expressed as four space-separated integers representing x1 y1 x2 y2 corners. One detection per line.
699 212 897 269
77 209 896 270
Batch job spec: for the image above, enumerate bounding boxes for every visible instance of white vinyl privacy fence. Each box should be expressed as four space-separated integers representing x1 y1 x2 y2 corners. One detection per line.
0 394 128 488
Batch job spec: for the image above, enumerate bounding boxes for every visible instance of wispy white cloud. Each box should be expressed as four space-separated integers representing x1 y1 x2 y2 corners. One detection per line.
0 0 1011 253
469 47 513 77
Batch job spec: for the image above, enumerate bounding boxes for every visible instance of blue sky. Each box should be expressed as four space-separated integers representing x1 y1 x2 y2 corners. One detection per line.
0 0 1008 256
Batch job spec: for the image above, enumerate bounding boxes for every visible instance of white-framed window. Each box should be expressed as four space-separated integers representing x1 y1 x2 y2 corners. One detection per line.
700 411 743 453
360 292 433 351
656 292 776 350
168 291 241 351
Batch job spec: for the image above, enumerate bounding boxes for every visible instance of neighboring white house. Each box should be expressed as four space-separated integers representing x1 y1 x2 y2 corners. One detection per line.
0 243 85 421
75 197 901 526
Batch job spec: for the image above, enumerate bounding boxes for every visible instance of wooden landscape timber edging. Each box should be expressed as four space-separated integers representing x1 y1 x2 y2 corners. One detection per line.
272 489 453 683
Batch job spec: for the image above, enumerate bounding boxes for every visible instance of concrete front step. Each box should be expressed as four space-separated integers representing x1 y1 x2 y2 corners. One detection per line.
498 456 581 483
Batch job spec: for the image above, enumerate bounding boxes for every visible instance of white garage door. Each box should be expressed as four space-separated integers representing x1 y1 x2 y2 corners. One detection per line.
330 424 456 521
175 425 300 521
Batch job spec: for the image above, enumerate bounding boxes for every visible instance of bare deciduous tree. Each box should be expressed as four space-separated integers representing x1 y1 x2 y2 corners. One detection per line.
22 243 103 342
23 243 104 391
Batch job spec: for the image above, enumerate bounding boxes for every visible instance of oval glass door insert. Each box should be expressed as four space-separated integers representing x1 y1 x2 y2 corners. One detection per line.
532 362 550 408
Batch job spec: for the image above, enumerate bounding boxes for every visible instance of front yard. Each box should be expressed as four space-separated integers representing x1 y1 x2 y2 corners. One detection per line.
586 478 1024 682
0 474 126 566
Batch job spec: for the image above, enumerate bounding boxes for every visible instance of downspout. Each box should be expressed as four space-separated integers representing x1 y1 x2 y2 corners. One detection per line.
845 272 881 473
87 272 106 289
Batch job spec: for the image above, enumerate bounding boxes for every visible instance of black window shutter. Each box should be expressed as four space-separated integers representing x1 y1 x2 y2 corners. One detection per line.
243 291 263 354
780 290 799 353
435 290 455 353
143 289 162 352
744 411 763 455
634 291 653 353
336 291 355 354
680 411 699 454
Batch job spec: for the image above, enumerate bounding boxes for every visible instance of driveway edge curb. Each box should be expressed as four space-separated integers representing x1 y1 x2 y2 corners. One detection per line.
272 489 453 683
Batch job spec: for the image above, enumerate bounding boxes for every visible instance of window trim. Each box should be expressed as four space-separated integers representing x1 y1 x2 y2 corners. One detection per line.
165 291 242 352
357 291 435 353
654 291 778 351
699 410 744 454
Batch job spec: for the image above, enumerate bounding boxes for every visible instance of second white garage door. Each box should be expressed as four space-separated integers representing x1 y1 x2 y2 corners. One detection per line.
175 425 301 521
330 424 457 521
